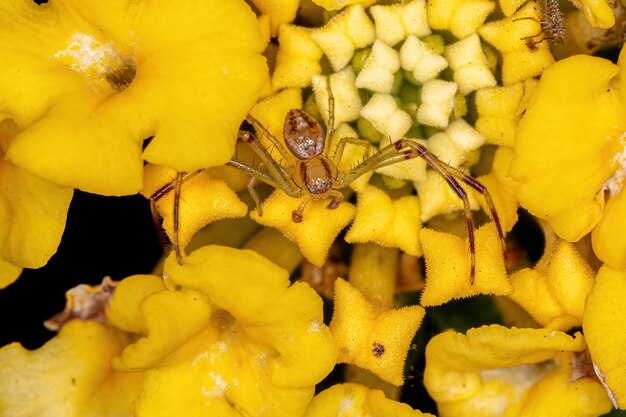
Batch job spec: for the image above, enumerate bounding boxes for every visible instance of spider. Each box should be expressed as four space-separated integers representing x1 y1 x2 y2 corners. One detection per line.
150 81 505 285
514 0 565 51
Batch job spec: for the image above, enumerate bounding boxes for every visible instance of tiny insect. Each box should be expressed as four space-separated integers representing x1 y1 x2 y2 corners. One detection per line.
516 0 565 51
150 80 505 285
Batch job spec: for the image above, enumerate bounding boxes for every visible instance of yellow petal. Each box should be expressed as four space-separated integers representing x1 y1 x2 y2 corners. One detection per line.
0 258 21 289
578 0 615 29
164 246 337 387
478 2 555 85
592 187 626 268
0 119 73 268
251 190 355 266
475 83 525 146
272 25 323 90
424 325 611 416
583 264 626 408
345 184 422 256
511 53 624 240
250 0 299 36
0 320 141 417
303 383 435 416
2 0 268 194
142 164 248 252
331 278 425 385
106 274 166 334
420 222 510 306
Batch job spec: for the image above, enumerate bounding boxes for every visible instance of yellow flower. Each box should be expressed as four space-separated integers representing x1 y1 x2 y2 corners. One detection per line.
0 0 267 195
108 246 337 416
511 48 626 268
424 325 613 416
0 320 141 417
331 278 425 385
583 265 626 409
0 119 72 283
303 383 435 416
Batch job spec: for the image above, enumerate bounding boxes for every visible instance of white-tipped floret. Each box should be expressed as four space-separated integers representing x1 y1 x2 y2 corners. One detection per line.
312 67 362 126
360 93 412 141
310 5 376 71
355 41 401 93
400 35 448 83
416 79 458 129
445 34 496 95
370 0 431 46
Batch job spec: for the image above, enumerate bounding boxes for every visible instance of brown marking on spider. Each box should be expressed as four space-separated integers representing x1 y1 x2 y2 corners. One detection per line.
150 78 505 284
515 0 565 51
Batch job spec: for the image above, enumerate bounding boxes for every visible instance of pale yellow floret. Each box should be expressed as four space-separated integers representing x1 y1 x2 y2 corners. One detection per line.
330 123 373 192
370 0 431 46
415 169 479 222
445 118 486 152
360 93 413 141
345 184 423 256
428 119 485 168
303 383 435 416
331 279 425 385
399 35 448 83
272 25 324 90
478 2 555 85
376 138 428 183
416 79 458 129
427 0 496 38
420 223 510 306
313 68 362 126
445 34 497 95
355 41 401 93
310 5 376 71
312 0 378 11
475 83 524 146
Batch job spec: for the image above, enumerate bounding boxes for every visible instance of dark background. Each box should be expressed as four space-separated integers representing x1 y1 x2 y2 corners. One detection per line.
0 191 162 349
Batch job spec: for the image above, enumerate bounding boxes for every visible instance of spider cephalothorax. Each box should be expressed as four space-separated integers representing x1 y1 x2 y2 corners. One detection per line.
151 81 505 284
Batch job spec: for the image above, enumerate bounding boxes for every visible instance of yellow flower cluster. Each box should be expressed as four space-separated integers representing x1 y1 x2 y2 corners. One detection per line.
1 0 625 416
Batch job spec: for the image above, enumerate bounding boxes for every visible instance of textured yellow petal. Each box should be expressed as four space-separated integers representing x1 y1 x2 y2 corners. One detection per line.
424 325 587 404
478 2 555 85
142 164 248 252
2 0 268 194
112 288 212 371
313 0 378 10
303 383 435 416
250 0 299 36
508 269 566 325
511 54 624 240
416 169 479 222
273 25 323 90
251 190 355 266
592 188 626 268
331 279 425 385
578 0 615 28
106 274 166 334
427 0 495 39
345 185 422 256
475 83 524 146
583 265 626 408
164 246 337 387
420 223 510 306
0 320 141 417
0 258 21 289
498 0 527 15
0 120 73 268
250 88 303 160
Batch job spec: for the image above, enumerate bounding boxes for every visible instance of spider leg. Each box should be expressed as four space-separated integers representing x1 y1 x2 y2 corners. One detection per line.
237 131 301 198
149 170 203 261
173 172 184 265
339 138 505 284
245 115 294 164
247 175 264 216
324 77 336 154
327 190 344 209
331 137 372 167
292 199 309 223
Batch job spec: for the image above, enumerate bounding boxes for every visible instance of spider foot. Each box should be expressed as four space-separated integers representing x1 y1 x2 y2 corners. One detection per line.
327 199 340 209
292 210 304 223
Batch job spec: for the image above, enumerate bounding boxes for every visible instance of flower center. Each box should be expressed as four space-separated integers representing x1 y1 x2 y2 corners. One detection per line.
601 132 626 198
54 33 136 94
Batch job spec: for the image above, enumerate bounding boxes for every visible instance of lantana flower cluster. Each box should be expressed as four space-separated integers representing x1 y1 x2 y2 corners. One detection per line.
0 0 625 416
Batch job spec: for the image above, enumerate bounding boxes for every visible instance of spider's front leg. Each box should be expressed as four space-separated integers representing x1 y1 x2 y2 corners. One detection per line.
338 138 505 285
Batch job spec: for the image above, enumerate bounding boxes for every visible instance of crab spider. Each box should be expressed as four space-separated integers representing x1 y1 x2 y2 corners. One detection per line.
151 81 505 285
